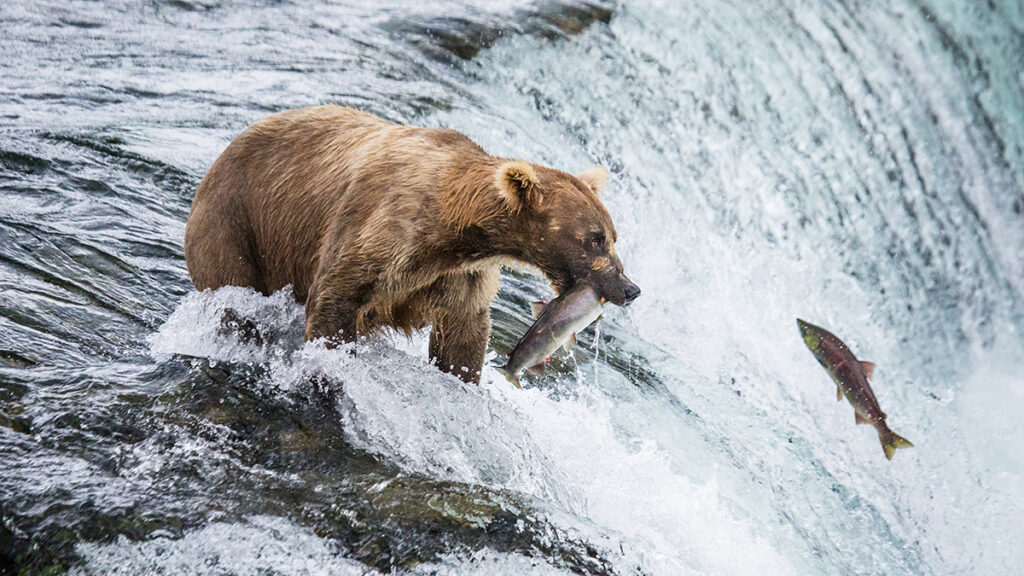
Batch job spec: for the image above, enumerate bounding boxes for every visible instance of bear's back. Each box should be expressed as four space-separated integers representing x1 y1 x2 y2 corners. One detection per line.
185 105 489 300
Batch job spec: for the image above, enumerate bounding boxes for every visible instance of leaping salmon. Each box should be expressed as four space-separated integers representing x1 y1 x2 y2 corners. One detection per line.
797 319 914 460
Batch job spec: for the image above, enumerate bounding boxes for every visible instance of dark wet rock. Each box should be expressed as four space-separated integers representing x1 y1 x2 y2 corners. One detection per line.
217 308 265 348
0 412 31 435
0 357 628 574
0 377 29 408
0 150 52 176
0 502 67 576
159 357 621 573
0 351 39 370
385 0 615 63
155 0 223 12
0 498 181 576
298 474 619 574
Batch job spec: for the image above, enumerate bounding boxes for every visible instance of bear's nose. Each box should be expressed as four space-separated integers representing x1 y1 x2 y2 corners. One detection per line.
623 282 641 305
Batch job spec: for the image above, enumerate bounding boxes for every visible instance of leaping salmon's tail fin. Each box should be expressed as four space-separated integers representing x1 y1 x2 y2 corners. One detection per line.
881 430 914 460
494 365 522 389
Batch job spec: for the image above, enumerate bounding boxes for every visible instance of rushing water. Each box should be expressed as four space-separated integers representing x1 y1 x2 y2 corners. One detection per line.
2 1 1022 574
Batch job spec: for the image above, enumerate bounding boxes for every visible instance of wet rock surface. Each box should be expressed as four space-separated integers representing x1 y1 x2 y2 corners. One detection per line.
2 355 623 574
385 1 614 62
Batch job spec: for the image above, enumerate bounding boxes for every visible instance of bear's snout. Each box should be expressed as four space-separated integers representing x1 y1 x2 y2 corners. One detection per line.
623 280 641 305
591 272 640 307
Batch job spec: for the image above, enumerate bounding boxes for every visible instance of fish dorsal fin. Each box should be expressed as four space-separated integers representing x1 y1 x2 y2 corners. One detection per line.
836 386 843 402
530 301 547 318
861 361 876 380
563 332 577 351
527 362 546 376
856 413 871 425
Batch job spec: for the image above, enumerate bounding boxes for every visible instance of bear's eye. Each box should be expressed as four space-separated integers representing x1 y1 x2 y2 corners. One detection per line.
588 234 605 250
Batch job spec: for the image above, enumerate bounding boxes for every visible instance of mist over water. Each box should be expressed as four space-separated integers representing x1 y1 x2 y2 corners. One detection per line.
2 1 1022 575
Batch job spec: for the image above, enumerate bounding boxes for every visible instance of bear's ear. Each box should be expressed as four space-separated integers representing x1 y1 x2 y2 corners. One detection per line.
576 165 608 195
496 161 542 213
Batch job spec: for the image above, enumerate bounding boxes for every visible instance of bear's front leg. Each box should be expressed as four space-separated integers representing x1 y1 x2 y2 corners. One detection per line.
429 307 490 384
304 274 361 345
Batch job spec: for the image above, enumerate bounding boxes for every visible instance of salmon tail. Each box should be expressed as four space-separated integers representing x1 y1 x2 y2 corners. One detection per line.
880 429 914 460
494 365 522 389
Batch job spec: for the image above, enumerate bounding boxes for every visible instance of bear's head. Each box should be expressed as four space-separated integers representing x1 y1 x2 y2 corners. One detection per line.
496 161 640 306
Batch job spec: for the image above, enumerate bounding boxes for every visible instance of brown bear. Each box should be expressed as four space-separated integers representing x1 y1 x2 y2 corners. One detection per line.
184 105 639 383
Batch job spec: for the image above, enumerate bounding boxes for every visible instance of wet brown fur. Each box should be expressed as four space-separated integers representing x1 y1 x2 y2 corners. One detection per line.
185 105 630 383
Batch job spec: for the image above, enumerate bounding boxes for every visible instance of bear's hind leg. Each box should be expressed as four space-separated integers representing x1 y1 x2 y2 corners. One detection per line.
185 204 263 293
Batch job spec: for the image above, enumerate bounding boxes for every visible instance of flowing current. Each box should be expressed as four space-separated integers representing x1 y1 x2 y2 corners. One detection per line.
2 1 1022 574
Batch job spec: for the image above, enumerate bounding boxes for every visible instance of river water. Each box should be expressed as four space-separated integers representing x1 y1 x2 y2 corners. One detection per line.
1 1 1022 574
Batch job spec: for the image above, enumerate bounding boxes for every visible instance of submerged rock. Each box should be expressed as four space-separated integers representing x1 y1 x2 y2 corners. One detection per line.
0 411 31 435
167 358 621 574
0 350 39 370
0 356 623 574
385 1 615 63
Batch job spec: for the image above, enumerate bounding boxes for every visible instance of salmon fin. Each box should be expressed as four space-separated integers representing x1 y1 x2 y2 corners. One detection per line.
530 301 547 318
527 362 546 376
836 386 843 401
856 413 871 425
563 332 577 351
494 365 522 389
861 361 876 380
881 431 914 460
